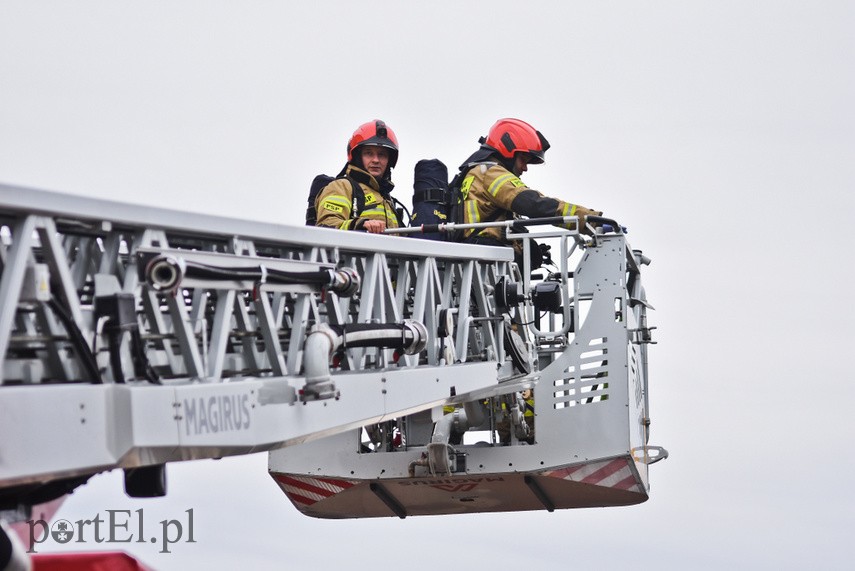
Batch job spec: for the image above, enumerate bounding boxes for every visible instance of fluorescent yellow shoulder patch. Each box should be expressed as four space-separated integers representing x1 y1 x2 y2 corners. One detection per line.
363 192 376 204
510 177 526 188
322 201 344 214
460 176 474 199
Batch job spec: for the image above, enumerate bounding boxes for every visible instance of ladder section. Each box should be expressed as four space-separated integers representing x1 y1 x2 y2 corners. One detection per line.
0 184 518 495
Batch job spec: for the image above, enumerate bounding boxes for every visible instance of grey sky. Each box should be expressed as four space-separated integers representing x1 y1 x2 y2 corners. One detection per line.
2 1 854 569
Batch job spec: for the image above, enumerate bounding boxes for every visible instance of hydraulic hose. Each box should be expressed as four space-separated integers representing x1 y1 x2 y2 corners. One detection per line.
144 255 360 297
302 320 428 400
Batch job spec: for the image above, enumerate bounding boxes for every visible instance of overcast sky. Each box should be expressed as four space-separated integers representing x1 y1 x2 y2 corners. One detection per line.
2 1 854 569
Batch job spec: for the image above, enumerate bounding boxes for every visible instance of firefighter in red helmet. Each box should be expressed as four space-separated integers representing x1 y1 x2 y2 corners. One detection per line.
314 120 403 233
455 118 602 259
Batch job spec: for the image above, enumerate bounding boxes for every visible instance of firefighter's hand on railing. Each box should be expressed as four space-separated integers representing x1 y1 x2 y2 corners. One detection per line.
572 207 602 235
358 219 387 234
586 215 627 234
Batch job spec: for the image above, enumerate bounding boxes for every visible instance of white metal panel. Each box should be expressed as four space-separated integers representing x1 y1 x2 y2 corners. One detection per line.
0 385 118 485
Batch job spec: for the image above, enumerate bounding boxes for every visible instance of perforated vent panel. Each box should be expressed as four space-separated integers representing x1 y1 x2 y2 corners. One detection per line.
552 337 610 409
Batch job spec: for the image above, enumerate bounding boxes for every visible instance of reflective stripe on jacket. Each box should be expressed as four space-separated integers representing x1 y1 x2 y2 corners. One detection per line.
460 163 584 244
315 165 400 230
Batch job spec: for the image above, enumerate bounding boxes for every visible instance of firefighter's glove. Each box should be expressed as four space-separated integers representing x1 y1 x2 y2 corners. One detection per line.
572 206 603 235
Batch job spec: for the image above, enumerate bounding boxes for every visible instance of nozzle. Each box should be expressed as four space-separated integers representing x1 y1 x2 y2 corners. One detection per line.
145 255 185 293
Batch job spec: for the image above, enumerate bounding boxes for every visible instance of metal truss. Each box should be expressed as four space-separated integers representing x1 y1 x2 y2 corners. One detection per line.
0 185 518 388
0 184 520 492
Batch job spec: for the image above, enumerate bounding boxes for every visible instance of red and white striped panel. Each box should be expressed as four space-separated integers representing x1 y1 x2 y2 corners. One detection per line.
542 458 643 493
272 474 358 507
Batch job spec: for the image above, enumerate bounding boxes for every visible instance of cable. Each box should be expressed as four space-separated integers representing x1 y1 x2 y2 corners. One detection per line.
44 299 102 383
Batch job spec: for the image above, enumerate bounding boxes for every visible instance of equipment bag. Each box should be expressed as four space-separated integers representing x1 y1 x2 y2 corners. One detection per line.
306 175 364 226
445 169 467 242
410 159 450 240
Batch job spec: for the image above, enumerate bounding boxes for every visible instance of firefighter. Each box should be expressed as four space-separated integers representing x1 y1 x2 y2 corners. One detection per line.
496 389 535 445
454 118 602 259
521 388 535 443
315 119 403 233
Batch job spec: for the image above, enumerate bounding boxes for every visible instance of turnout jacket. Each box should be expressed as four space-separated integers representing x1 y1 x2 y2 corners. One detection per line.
460 162 600 246
314 165 401 231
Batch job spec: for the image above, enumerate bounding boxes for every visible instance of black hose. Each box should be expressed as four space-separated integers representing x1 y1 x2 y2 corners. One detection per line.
44 299 102 383
106 323 125 383
163 260 333 286
327 323 416 351
143 254 358 295
131 329 161 384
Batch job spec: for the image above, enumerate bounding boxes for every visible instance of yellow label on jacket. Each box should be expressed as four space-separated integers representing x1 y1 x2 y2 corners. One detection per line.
460 176 474 199
322 201 344 214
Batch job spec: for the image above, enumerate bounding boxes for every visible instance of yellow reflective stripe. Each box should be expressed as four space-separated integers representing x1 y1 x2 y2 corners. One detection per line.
360 204 391 218
560 204 578 229
465 200 480 224
460 176 474 200
488 174 515 197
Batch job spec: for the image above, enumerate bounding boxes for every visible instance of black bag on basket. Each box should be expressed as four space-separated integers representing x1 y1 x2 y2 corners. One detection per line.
410 159 450 240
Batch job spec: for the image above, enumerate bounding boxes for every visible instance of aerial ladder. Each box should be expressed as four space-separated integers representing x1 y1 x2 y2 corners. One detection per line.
0 182 665 559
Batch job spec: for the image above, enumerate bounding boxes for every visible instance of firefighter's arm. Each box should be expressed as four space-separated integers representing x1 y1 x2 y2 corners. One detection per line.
484 167 603 233
315 180 357 230
510 190 602 234
352 193 394 233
